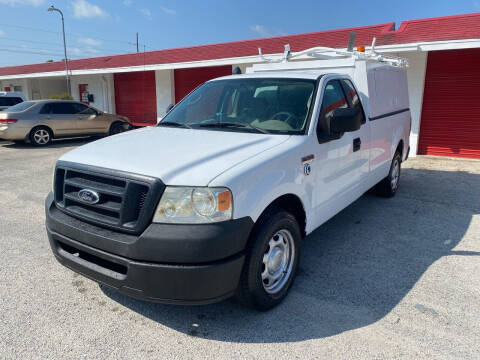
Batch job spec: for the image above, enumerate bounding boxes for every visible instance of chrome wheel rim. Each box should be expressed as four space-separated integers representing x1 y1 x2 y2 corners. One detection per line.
391 159 400 190
34 129 50 145
261 229 295 294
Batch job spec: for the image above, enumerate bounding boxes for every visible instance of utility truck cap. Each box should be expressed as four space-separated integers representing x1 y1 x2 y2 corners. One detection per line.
46 36 411 310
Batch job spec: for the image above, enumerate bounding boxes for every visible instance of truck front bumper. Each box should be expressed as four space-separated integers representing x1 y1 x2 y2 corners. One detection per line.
45 193 254 305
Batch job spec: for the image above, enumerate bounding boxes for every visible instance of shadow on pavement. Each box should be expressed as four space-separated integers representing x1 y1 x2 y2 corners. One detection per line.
101 166 479 343
0 137 97 149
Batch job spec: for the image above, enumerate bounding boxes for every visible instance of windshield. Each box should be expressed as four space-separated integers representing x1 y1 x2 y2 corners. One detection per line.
160 78 317 134
5 101 35 112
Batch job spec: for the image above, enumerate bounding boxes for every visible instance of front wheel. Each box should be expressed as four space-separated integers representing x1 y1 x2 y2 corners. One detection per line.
109 122 126 136
375 152 402 197
236 209 301 310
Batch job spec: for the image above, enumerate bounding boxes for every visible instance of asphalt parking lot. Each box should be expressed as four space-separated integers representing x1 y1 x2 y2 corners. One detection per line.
1 138 479 359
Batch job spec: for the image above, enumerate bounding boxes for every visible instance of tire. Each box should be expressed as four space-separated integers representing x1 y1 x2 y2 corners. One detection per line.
109 122 126 136
30 126 52 146
236 208 301 311
375 151 402 197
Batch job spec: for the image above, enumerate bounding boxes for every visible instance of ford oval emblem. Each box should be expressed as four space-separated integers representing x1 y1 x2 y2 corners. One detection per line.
78 189 100 204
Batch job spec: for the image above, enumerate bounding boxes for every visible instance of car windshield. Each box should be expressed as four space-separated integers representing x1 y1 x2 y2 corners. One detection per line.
5 101 35 112
160 78 317 134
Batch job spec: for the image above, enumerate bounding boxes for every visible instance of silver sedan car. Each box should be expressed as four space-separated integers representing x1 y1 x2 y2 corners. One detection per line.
0 100 131 146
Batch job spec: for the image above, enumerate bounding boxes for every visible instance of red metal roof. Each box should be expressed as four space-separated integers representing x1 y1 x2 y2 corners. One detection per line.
1 12 479 77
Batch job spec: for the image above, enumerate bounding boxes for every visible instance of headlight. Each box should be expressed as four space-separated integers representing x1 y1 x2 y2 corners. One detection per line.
153 187 232 224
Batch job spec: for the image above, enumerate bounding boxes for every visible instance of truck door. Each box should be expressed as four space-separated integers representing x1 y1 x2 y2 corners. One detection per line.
311 79 370 227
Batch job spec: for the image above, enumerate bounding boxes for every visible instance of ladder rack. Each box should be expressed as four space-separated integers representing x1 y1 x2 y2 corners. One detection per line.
258 37 409 68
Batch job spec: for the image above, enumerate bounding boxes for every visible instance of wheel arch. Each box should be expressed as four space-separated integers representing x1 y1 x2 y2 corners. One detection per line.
396 139 404 159
253 193 307 239
109 120 127 134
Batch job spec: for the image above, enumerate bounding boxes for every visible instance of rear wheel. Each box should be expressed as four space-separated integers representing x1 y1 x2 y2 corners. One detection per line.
236 209 301 310
30 126 52 146
376 152 401 197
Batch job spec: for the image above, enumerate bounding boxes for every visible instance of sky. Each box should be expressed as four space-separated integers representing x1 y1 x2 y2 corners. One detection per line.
0 0 479 67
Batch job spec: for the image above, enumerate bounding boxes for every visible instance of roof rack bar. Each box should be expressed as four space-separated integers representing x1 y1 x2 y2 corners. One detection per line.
258 44 292 63
256 37 409 68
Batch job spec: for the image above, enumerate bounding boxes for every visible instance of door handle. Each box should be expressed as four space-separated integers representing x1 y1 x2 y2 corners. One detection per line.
353 137 361 152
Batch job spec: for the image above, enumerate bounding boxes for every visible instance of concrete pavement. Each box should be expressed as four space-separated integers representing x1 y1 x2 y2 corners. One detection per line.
1 139 479 359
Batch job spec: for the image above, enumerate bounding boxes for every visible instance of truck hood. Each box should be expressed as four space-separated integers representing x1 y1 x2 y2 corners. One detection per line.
60 126 291 186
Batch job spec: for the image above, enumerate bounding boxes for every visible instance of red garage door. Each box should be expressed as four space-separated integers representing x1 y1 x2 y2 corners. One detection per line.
418 49 480 158
114 71 157 126
174 65 232 103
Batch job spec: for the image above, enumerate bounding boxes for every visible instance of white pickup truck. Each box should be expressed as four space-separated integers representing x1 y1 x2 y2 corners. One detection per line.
45 44 410 310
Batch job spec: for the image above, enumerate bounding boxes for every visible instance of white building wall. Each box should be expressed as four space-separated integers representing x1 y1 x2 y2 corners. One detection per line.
0 78 31 99
70 74 115 113
27 77 68 99
155 70 175 121
398 51 428 156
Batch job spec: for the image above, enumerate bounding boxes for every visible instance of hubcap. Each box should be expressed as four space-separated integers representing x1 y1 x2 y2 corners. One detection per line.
391 159 400 190
34 129 50 145
261 229 295 294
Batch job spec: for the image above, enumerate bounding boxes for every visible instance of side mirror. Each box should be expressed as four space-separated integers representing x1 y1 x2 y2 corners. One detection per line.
166 103 174 113
330 107 362 134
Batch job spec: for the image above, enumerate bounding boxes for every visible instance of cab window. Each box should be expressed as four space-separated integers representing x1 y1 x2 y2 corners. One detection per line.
341 79 365 124
317 80 348 134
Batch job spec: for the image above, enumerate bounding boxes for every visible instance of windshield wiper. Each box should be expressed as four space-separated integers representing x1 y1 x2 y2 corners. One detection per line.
197 122 269 134
157 121 192 129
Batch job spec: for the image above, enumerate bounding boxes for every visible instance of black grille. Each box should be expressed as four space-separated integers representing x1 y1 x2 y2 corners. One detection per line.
54 161 164 234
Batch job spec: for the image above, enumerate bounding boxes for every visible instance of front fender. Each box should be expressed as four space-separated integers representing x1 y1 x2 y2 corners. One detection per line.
209 137 313 229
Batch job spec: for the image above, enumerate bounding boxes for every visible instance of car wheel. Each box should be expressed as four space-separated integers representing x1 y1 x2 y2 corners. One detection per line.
30 126 52 146
109 122 125 136
236 208 301 311
376 151 402 197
